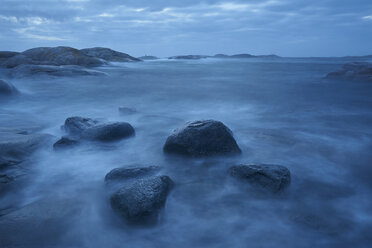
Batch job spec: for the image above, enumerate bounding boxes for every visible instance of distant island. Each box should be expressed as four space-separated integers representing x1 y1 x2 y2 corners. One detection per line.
168 53 281 60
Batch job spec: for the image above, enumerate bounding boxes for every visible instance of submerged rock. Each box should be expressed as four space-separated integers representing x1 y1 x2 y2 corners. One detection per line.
326 62 372 82
118 107 137 115
63 116 99 137
81 122 135 141
110 175 173 225
53 137 79 150
9 64 106 78
163 120 241 157
0 133 53 165
105 165 161 182
80 47 140 62
0 79 18 96
228 164 291 192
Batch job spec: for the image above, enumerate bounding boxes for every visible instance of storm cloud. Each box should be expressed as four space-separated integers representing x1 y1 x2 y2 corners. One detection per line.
0 0 371 56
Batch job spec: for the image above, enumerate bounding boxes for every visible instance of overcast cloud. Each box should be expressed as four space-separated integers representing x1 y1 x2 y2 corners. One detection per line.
0 0 371 56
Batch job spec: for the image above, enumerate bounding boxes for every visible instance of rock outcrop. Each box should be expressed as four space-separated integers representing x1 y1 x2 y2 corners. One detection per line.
163 120 241 157
110 175 173 225
228 164 291 192
326 62 372 82
80 47 140 62
2 46 104 68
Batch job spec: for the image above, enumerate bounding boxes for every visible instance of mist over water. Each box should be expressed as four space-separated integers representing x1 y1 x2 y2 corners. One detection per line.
1 58 372 247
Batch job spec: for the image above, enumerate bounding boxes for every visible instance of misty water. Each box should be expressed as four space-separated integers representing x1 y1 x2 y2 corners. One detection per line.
1 58 372 247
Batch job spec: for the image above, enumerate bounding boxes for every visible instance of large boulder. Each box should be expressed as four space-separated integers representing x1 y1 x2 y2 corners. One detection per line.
228 164 291 192
9 64 106 78
0 79 18 96
81 122 135 141
105 165 161 183
80 47 140 62
163 120 241 157
110 175 173 225
326 62 372 82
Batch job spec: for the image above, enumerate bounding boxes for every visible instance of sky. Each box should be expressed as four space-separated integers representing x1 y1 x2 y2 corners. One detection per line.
0 0 371 57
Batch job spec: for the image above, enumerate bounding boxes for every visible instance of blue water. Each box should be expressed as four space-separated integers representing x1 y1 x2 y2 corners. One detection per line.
1 58 372 247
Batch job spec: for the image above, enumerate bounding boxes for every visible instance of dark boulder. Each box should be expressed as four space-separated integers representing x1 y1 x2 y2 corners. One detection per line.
81 122 135 142
63 116 99 137
163 120 241 157
110 175 173 225
105 165 161 182
53 137 79 150
228 164 291 192
80 47 140 62
0 79 18 96
326 62 372 82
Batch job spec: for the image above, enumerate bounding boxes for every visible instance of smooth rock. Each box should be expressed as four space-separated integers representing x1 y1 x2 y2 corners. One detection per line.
163 120 241 157
81 122 135 142
2 46 104 68
110 175 173 225
228 164 291 192
80 47 140 62
105 165 161 182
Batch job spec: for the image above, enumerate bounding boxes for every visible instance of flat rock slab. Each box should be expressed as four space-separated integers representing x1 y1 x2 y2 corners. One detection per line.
228 164 291 192
163 120 241 157
0 197 82 247
110 175 173 225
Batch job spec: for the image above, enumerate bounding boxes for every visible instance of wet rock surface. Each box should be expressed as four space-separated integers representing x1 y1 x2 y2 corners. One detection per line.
228 164 291 192
110 175 174 225
63 116 99 137
164 120 241 157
